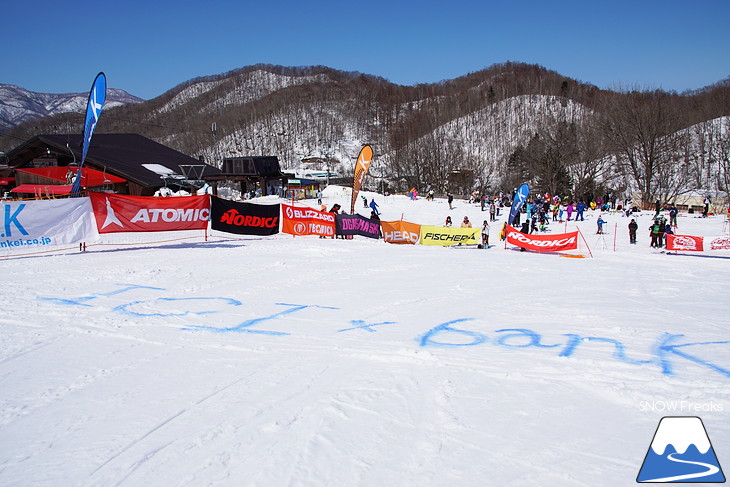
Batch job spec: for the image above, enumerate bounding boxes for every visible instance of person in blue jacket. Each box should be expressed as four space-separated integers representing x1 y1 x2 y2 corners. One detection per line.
575 200 587 221
369 198 380 215
596 215 605 234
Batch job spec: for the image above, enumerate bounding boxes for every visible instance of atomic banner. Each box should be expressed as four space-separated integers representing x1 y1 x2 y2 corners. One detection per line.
89 193 210 233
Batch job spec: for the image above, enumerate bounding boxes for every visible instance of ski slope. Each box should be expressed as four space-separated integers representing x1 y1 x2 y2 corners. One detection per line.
1 187 728 486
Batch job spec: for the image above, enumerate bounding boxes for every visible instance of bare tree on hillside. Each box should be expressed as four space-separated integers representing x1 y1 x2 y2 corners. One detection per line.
597 89 689 208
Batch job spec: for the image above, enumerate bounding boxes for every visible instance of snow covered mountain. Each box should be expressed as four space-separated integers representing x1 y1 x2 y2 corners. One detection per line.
0 84 142 128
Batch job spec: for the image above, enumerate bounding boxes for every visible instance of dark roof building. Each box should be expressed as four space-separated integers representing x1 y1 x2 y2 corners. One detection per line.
5 133 220 196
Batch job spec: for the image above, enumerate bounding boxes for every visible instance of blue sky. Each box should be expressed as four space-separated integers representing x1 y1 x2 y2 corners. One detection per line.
3 0 728 100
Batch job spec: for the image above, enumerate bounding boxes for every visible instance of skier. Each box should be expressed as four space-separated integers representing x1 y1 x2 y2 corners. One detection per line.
447 193 454 210
481 220 490 248
444 216 453 227
461 216 472 228
628 219 638 244
575 200 587 221
596 215 605 234
369 198 380 215
362 195 368 208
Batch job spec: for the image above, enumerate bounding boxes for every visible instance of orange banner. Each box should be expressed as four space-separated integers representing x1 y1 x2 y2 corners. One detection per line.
349 145 373 214
280 204 336 237
381 220 421 244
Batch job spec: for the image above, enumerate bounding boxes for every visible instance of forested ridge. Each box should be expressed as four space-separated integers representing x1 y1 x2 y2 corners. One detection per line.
3 62 729 204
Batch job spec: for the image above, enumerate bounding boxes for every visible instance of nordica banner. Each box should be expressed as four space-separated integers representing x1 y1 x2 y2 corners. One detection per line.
281 203 336 238
89 193 210 233
211 196 279 235
381 220 421 245
336 214 380 239
419 225 479 246
0 198 97 250
506 225 578 252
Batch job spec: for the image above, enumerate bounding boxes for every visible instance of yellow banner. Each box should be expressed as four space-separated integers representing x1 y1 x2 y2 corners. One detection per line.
419 225 479 246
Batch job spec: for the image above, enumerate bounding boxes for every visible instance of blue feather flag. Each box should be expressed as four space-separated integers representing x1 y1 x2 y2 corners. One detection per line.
508 183 529 226
70 72 107 196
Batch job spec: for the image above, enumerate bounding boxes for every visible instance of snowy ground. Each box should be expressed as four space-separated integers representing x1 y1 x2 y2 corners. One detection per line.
1 187 729 486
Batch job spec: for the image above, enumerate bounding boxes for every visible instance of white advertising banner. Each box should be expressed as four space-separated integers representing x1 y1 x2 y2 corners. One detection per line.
0 198 98 251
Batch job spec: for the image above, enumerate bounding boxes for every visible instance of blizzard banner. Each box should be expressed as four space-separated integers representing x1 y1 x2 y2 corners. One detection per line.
335 213 381 239
381 220 421 245
280 203 335 238
506 225 578 252
419 225 479 246
89 192 210 233
666 234 704 252
211 196 279 236
0 198 97 250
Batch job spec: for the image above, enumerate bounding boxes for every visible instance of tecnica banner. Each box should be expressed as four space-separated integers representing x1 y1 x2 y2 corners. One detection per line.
381 220 421 245
335 214 380 239
211 196 279 236
419 225 479 246
0 198 97 250
280 203 335 238
505 225 578 252
89 192 210 233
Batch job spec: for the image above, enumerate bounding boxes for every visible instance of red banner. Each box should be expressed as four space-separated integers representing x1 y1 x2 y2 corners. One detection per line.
666 234 704 251
280 204 336 237
89 192 210 233
506 225 578 252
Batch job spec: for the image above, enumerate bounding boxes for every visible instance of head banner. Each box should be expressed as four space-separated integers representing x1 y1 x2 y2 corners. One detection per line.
505 225 578 252
89 193 210 233
281 204 335 238
508 184 529 226
419 225 479 246
349 145 373 214
211 196 279 235
381 220 421 244
335 214 381 239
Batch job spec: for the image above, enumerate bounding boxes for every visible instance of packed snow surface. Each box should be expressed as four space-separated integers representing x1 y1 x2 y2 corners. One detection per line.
1 187 728 486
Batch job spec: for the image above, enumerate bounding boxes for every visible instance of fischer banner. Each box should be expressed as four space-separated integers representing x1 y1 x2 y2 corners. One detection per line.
381 220 421 244
211 196 279 235
419 225 479 246
280 203 335 238
335 214 381 239
0 198 97 251
89 193 210 233
506 225 578 251
349 145 373 214
666 234 704 252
